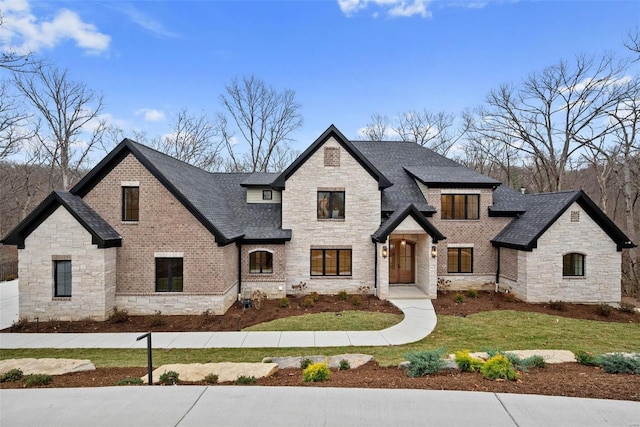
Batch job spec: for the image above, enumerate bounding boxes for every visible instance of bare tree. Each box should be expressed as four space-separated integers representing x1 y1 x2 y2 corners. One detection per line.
0 13 34 72
362 113 391 141
218 75 303 173
267 143 299 172
0 80 31 159
624 27 640 61
13 64 107 190
466 54 634 192
151 109 224 171
393 109 460 155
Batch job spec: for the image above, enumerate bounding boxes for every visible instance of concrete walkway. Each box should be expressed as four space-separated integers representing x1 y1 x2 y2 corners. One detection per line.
2 386 638 427
0 280 437 349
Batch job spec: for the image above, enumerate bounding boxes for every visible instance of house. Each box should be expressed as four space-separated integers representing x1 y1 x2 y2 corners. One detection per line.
2 125 635 320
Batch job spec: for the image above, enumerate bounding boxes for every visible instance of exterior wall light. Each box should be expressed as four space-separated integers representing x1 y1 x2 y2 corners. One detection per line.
431 245 437 258
382 245 388 258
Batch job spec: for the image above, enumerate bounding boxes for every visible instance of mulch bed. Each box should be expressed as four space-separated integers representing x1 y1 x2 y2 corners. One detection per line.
2 362 639 402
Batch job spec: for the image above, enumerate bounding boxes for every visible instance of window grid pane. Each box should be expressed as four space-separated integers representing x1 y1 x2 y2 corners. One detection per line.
447 249 459 273
311 250 324 275
324 250 338 275
447 248 473 273
441 195 453 219
318 191 345 219
123 187 139 221
467 195 479 219
54 260 72 297
156 258 183 292
563 253 584 276
339 250 351 275
310 249 352 276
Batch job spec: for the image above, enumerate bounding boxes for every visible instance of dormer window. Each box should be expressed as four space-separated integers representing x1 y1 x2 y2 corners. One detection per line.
262 190 272 200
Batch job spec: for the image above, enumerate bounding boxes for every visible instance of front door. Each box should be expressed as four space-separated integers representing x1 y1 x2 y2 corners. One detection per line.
389 239 415 284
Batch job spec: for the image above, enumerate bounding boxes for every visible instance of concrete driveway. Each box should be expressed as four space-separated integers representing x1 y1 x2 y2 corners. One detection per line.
0 279 18 330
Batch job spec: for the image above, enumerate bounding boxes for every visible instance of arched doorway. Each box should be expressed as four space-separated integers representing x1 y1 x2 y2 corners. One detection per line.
389 238 415 284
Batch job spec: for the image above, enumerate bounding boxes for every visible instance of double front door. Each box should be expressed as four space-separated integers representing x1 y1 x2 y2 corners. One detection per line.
389 239 415 284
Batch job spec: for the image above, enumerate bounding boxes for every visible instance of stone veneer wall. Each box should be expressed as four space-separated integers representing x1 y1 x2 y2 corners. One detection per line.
83 153 238 315
428 187 511 289
281 137 380 295
518 203 621 303
241 244 286 298
18 207 116 321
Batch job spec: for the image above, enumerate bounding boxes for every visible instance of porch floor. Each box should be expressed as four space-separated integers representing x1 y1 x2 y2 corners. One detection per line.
387 285 429 300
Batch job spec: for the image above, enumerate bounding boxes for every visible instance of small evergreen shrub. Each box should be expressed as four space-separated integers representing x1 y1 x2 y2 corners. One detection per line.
597 353 640 374
351 295 362 306
204 373 219 384
467 289 479 299
521 355 546 369
502 292 516 302
338 290 349 301
454 351 484 372
109 307 130 323
116 377 143 386
310 291 320 302
619 302 637 314
302 296 315 308
404 349 447 377
158 370 180 385
279 297 290 308
338 359 351 371
0 368 23 383
302 362 331 382
25 374 53 387
575 351 599 366
596 303 612 317
300 358 313 369
481 354 519 380
149 310 166 327
235 375 257 384
454 293 465 303
549 300 566 311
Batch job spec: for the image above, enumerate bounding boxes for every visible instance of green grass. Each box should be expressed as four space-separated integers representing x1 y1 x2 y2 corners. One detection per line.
242 311 403 331
1 311 638 368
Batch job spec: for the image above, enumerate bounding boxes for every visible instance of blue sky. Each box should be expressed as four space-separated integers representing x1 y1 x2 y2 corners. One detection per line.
1 0 639 153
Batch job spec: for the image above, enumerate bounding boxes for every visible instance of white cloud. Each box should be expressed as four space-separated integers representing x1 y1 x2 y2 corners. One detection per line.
118 4 181 39
338 0 432 18
0 0 110 54
135 108 166 122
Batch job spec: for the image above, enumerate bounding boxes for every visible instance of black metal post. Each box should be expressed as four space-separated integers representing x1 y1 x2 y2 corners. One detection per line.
136 332 153 385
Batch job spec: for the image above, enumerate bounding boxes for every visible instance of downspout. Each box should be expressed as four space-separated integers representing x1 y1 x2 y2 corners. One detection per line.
237 242 242 297
373 241 378 296
495 246 500 292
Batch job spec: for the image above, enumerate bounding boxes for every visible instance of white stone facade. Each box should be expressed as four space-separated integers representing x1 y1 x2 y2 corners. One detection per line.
281 137 380 295
18 207 116 321
513 203 621 303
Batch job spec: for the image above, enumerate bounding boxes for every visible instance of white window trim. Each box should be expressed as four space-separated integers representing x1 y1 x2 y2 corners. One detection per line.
154 252 184 258
447 243 475 248
121 181 140 187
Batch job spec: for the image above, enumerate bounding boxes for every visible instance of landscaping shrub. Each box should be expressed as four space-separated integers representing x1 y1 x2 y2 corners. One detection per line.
521 355 546 369
158 370 180 385
108 307 130 323
0 369 23 383
300 358 313 369
338 359 351 371
484 349 545 372
25 374 53 387
575 351 599 366
116 377 143 386
453 293 465 303
454 351 484 372
596 303 612 317
597 353 640 374
310 291 320 302
302 296 315 308
303 362 331 382
619 302 637 314
351 295 362 306
235 375 257 384
404 349 447 377
252 289 267 310
549 300 566 311
338 290 348 301
149 310 166 327
279 297 290 308
204 373 219 384
480 354 519 380
502 292 516 302
199 309 215 326
467 289 479 299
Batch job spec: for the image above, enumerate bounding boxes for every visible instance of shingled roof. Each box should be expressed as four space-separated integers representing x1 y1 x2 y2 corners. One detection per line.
492 190 636 251
2 191 122 249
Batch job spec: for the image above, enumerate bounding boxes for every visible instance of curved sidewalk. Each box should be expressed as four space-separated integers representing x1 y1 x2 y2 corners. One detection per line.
0 298 436 349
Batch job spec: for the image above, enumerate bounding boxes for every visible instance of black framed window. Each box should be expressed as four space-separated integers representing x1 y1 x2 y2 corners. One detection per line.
310 249 352 276
156 258 183 292
447 248 473 273
249 251 273 274
563 253 585 276
317 191 345 219
441 194 479 220
262 190 272 200
122 186 139 221
54 260 72 297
